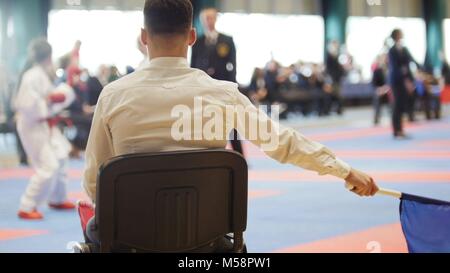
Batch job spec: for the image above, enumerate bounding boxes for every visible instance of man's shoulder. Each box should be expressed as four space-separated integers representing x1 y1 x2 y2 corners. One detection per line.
218 33 234 43
99 68 239 100
219 33 233 40
211 78 239 93
388 46 397 55
192 68 239 91
101 70 143 94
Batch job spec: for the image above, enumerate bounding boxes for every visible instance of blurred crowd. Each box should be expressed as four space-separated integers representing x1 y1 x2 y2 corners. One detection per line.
245 38 449 128
53 41 128 157
1 33 450 165
244 40 361 118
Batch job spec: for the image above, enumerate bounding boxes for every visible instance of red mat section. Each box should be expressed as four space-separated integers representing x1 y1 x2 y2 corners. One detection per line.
274 223 408 253
333 150 450 159
419 140 450 148
0 230 49 241
1 169 83 180
249 170 450 183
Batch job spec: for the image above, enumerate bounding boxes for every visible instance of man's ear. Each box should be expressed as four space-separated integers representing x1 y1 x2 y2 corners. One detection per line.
141 28 148 46
188 28 197 47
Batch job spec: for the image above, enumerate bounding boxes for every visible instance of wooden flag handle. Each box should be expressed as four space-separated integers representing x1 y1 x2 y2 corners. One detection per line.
345 183 402 199
377 188 402 199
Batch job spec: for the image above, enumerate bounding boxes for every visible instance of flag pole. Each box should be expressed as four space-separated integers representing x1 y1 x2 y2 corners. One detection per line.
377 188 403 199
345 183 403 199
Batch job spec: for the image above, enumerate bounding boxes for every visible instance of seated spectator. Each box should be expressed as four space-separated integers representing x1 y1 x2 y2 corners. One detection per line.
264 60 282 105
83 2 379 247
108 66 121 83
248 68 268 105
441 60 450 104
371 54 392 126
67 68 94 156
85 71 104 106
416 70 441 120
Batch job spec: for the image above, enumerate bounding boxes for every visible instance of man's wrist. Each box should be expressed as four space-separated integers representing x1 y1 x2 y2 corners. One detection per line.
345 168 353 180
334 158 352 180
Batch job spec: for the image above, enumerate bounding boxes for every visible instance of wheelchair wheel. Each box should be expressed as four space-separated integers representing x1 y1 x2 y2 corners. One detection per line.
73 243 100 253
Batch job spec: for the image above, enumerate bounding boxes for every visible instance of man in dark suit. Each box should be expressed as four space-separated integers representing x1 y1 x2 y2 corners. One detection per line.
388 29 419 139
191 8 236 82
191 7 243 155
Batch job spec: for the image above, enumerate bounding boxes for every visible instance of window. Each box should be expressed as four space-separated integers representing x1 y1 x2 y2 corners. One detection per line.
349 0 422 18
48 9 144 74
220 0 320 15
0 12 3 61
346 16 426 81
445 19 450 64
216 13 324 84
48 9 324 85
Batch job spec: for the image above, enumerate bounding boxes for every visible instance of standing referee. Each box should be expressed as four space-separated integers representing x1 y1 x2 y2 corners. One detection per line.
191 7 244 156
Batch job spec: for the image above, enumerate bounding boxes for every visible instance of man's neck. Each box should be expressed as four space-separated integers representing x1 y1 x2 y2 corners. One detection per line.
147 36 189 60
148 46 188 60
149 52 187 60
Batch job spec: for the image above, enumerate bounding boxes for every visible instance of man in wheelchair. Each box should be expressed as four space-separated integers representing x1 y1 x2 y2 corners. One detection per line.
79 0 379 253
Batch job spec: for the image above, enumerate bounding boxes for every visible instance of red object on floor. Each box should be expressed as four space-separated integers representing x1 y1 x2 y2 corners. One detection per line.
442 86 450 104
18 210 44 220
49 201 76 210
77 202 95 233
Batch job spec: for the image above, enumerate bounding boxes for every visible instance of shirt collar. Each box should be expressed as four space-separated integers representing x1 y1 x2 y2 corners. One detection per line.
147 57 189 69
206 30 219 39
205 30 219 45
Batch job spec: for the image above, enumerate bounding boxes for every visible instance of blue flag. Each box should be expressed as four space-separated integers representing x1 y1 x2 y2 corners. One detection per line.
400 194 450 253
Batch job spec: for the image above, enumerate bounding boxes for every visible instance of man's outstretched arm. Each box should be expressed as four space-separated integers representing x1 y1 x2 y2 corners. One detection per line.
230 89 379 197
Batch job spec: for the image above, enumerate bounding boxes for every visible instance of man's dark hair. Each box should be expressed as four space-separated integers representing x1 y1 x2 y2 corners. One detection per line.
144 0 193 35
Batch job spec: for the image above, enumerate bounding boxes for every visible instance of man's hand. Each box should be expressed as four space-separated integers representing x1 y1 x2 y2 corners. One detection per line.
345 169 379 197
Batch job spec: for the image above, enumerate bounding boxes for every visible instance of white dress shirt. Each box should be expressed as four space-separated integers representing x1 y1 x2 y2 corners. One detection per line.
83 57 351 201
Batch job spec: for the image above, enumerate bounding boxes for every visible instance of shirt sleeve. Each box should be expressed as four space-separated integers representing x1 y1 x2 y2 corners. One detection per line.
230 89 352 180
82 96 115 202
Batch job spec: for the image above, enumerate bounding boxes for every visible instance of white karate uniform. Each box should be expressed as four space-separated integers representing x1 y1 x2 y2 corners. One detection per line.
15 65 75 211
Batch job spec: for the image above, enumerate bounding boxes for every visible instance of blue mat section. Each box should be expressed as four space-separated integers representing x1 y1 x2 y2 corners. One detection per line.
1 114 450 253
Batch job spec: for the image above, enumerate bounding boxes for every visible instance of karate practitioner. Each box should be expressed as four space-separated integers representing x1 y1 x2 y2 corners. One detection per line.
15 38 76 220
